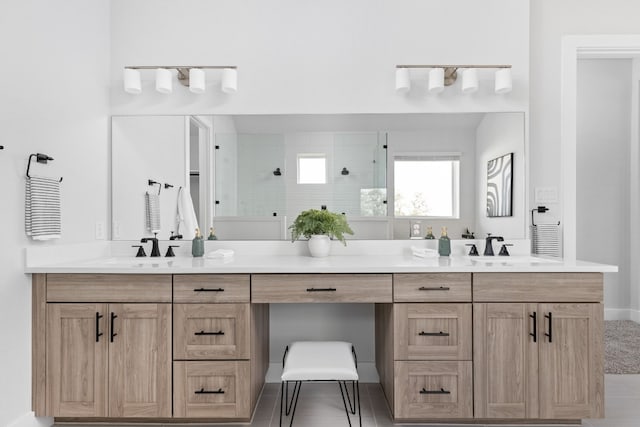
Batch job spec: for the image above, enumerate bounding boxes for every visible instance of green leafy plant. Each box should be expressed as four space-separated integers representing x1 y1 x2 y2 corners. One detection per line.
289 209 354 245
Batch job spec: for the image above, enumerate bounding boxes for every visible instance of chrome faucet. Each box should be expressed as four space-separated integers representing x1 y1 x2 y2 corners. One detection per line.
483 234 504 256
141 233 161 257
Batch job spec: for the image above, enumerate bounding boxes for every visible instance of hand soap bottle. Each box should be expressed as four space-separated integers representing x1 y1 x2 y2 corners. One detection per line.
207 227 218 240
438 226 451 256
192 228 204 257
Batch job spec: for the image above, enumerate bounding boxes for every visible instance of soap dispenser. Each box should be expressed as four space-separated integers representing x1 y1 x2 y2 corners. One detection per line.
424 226 435 239
207 227 218 240
191 228 205 257
438 226 451 256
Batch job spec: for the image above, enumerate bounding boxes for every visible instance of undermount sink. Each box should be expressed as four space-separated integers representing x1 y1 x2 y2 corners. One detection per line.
101 257 176 267
468 255 562 265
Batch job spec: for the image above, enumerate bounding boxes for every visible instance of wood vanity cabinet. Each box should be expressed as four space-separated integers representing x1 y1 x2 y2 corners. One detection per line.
44 274 172 418
473 273 604 420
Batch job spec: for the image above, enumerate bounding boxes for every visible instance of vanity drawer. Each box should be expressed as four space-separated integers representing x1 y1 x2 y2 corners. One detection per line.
473 273 603 302
46 274 171 302
251 274 393 303
394 303 472 361
394 273 471 302
394 361 473 419
174 303 250 360
174 360 250 419
174 275 250 303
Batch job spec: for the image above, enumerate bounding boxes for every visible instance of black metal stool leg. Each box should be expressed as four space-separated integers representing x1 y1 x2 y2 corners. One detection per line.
280 381 284 427
288 382 302 427
356 381 362 427
338 381 353 427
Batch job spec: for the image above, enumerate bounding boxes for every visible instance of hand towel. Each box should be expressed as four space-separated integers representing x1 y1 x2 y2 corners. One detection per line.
531 224 560 257
206 249 234 259
25 176 61 240
145 192 161 233
176 187 199 240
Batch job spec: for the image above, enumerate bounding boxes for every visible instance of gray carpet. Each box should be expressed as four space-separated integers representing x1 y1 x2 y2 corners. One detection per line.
605 320 640 374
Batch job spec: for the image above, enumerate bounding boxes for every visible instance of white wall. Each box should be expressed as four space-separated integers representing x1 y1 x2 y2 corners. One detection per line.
0 1 110 426
110 0 529 115
475 113 526 240
577 59 631 317
529 0 640 225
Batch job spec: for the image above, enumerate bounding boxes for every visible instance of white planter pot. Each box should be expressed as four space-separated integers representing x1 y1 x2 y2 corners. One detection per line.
308 235 331 257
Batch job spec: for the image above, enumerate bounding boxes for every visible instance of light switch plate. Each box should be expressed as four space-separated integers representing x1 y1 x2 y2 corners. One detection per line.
534 187 558 204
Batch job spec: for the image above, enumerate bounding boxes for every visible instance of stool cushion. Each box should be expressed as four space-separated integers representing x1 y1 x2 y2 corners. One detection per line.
281 341 359 381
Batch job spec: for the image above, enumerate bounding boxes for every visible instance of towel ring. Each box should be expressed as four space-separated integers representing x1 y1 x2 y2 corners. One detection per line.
26 153 63 182
148 179 162 195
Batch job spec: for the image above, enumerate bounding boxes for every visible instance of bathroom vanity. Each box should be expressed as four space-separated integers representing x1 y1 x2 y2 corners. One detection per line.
27 249 614 425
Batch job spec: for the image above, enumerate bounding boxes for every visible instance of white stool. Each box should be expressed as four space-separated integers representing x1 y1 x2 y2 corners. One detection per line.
280 341 362 427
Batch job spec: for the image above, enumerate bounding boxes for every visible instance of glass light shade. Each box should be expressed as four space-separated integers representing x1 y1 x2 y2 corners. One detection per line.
428 68 445 94
155 68 173 94
221 68 238 93
495 68 512 94
461 68 479 94
395 68 411 93
123 68 141 94
189 68 206 94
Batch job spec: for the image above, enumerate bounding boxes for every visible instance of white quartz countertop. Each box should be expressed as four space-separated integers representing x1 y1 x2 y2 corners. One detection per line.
25 254 618 274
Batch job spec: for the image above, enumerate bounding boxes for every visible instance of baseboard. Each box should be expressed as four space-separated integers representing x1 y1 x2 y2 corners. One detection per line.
605 308 632 320
7 412 53 427
631 309 640 323
265 362 379 383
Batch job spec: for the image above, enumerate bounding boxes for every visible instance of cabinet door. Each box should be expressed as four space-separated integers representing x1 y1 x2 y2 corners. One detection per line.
395 303 472 360
108 304 172 417
46 303 108 417
473 303 538 419
174 303 250 359
539 303 604 419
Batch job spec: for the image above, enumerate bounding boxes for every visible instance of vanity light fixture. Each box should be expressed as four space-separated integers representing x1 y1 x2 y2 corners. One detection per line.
123 66 239 95
395 64 512 95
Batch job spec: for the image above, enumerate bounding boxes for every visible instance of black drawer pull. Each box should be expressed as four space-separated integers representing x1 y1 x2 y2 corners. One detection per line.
544 312 553 343
193 287 225 292
529 312 537 342
420 387 450 395
195 387 225 394
95 312 103 342
418 286 450 291
418 331 449 337
306 287 337 292
195 330 225 336
110 312 118 342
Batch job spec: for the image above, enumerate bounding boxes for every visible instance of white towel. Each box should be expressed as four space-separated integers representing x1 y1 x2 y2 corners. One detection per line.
145 192 161 233
206 249 234 259
25 176 61 240
176 187 199 240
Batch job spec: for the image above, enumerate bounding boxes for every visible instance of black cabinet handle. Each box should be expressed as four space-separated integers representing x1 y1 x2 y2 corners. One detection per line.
195 387 225 394
110 312 118 343
420 387 450 395
194 330 225 336
418 286 450 291
529 312 537 343
95 312 103 342
306 288 337 292
418 331 450 337
193 287 225 292
544 312 553 342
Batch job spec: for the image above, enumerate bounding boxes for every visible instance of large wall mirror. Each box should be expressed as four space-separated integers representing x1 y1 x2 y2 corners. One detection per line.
111 113 525 241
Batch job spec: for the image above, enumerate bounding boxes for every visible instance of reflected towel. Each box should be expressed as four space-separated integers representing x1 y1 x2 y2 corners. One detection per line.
145 192 161 233
25 176 61 240
176 187 199 239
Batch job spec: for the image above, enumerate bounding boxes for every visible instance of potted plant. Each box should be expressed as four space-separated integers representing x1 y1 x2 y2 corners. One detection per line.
289 209 354 257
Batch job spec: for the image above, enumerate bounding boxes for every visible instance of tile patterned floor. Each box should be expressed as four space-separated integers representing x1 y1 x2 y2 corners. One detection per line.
55 375 640 427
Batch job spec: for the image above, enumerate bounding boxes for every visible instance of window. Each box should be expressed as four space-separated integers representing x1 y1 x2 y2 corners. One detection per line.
393 154 460 217
297 154 327 184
